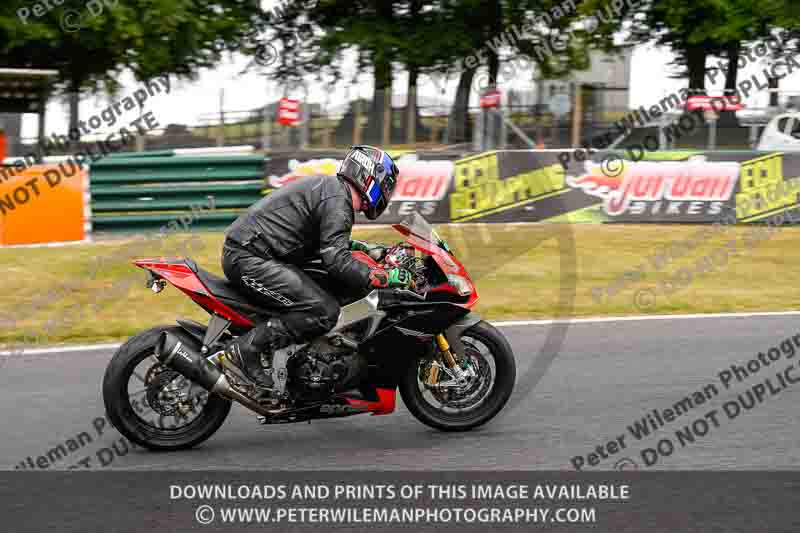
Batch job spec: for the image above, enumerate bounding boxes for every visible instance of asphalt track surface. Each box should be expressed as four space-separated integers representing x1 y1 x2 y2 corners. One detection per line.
2 314 799 471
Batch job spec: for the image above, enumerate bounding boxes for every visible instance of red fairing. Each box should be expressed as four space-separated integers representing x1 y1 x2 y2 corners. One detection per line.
133 259 254 327
343 388 396 415
391 223 479 309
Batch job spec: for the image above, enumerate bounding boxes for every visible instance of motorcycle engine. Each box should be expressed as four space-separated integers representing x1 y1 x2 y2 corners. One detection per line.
288 336 365 401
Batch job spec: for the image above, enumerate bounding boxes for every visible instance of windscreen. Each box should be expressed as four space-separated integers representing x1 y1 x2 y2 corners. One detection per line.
397 213 450 253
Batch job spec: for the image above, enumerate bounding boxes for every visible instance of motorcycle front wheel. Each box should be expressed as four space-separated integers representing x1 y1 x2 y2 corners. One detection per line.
399 320 516 432
102 326 232 451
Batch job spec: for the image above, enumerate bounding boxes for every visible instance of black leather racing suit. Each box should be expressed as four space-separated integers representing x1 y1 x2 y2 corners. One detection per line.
222 175 371 342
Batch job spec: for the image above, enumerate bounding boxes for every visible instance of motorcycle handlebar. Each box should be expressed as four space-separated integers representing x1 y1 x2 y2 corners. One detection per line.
376 288 426 307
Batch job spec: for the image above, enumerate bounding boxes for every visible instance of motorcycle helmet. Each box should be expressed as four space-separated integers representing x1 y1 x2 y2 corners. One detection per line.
337 145 399 220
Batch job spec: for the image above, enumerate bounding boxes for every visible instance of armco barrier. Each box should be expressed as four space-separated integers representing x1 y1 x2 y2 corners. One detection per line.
90 153 265 232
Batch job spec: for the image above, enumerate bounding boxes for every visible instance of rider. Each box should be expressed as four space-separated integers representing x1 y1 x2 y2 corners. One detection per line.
221 145 412 387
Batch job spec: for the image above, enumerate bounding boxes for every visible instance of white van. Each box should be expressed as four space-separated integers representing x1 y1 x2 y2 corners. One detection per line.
757 112 800 150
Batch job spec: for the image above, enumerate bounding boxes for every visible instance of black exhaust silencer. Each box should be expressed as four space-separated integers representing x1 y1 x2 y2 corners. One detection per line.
154 332 222 392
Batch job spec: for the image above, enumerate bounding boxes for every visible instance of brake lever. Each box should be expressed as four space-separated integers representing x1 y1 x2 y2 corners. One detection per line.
396 288 425 301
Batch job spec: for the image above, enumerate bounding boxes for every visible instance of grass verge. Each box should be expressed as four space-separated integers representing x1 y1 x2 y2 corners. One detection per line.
0 223 797 347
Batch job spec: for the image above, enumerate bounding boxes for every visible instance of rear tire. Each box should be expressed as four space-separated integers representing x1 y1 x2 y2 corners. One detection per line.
102 326 232 451
399 320 515 431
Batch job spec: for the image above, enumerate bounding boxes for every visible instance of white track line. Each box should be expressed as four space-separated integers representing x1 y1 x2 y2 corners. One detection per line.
0 342 122 356
492 310 800 327
3 310 800 356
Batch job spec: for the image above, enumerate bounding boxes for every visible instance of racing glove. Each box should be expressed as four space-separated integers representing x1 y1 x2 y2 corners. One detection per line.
368 268 413 289
350 239 388 262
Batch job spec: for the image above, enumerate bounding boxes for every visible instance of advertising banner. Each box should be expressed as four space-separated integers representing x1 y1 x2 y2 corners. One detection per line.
263 150 800 225
449 150 595 223
559 151 800 224
564 156 739 223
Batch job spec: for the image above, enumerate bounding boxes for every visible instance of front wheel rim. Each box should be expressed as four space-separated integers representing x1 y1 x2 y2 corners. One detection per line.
416 335 497 418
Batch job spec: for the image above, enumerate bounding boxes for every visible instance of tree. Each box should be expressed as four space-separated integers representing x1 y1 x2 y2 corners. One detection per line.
270 0 458 144
395 0 446 143
621 0 795 133
259 0 599 145
593 0 790 94
302 0 398 143
0 0 263 135
439 0 595 143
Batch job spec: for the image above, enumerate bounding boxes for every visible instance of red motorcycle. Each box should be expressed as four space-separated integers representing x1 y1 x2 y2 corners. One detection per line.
102 214 516 450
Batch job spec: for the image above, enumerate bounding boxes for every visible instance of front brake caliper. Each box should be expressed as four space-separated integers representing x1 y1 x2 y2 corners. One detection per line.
424 361 441 386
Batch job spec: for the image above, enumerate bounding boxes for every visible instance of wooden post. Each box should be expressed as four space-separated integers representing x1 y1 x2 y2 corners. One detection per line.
0 128 6 161
430 123 441 144
382 89 391 146
217 88 225 147
300 85 310 149
353 99 362 145
571 84 582 148
37 103 46 148
407 85 416 145
261 106 272 152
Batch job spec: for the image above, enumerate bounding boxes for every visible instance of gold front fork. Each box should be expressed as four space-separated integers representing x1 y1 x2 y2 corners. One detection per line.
425 334 458 386
435 334 458 368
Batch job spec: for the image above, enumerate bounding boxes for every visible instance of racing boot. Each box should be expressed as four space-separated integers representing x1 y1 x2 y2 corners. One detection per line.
223 319 295 389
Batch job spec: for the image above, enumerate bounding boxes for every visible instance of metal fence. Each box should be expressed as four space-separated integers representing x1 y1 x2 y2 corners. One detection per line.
6 97 779 156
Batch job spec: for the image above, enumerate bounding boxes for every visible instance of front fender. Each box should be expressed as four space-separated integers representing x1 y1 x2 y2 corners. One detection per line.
444 312 482 359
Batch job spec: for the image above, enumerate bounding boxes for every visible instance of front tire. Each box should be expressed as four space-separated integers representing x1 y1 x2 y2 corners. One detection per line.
102 326 232 451
399 320 516 431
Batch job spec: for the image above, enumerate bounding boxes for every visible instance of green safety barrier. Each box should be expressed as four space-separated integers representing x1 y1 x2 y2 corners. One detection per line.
91 211 242 232
90 152 266 233
91 155 265 184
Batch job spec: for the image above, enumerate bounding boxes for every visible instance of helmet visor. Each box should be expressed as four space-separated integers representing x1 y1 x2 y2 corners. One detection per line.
338 157 369 189
380 161 398 202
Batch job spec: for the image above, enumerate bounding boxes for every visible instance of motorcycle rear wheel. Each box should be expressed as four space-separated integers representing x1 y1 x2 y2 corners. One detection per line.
102 326 232 451
399 320 516 432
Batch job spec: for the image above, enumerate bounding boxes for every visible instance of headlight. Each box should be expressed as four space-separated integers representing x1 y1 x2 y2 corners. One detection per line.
447 274 473 296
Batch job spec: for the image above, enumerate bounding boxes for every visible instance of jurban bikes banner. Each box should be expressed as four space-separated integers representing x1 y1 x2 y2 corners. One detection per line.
263 150 800 225
563 151 800 224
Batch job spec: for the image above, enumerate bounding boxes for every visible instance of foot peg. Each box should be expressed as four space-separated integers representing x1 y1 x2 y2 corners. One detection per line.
223 339 273 389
